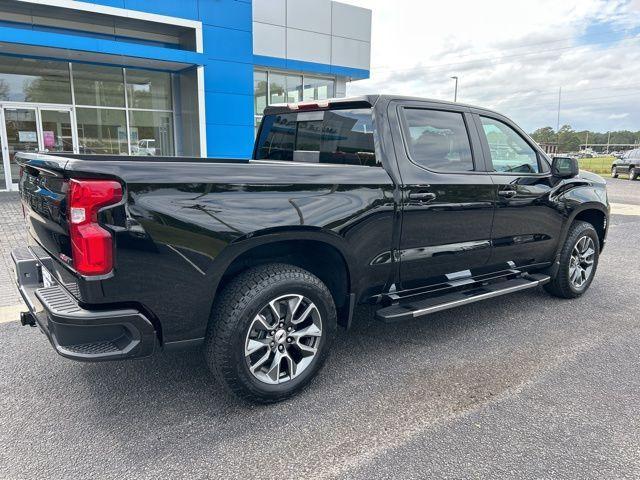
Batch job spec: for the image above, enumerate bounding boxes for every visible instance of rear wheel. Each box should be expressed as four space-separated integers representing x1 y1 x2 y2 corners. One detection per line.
205 263 336 403
630 167 637 180
544 221 599 299
611 166 618 178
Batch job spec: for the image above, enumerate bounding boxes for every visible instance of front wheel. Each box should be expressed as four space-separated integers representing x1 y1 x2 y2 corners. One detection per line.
630 167 637 180
205 263 337 403
544 221 600 299
611 166 618 178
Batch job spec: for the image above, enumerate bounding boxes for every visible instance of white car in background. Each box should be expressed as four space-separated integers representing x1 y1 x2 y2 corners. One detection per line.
131 139 158 156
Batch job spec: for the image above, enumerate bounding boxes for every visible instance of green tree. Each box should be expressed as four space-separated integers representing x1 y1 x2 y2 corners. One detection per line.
557 124 580 152
531 126 556 144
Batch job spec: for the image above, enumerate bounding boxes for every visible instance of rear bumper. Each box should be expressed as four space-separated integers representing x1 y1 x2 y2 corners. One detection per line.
12 246 156 362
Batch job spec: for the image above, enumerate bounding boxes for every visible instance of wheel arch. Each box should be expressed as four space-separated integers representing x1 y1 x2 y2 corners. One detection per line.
573 208 607 249
546 204 608 279
210 230 355 328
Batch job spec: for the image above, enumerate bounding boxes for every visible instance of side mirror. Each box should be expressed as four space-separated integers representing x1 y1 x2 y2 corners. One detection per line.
552 156 579 178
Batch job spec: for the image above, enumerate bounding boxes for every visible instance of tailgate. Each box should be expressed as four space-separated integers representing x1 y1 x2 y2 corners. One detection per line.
18 153 73 268
17 152 125 300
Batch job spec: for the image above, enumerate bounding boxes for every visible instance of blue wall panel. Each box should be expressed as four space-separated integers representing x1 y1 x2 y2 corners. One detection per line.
205 92 253 127
90 0 125 8
199 0 252 31
202 25 252 64
199 2 255 158
206 124 255 158
204 60 253 95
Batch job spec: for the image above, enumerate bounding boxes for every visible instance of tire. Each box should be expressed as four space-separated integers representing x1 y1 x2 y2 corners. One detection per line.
544 221 600 299
205 263 337 403
611 166 618 178
630 167 637 181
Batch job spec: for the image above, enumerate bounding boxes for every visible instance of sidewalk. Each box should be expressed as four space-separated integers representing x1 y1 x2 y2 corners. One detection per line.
0 193 26 322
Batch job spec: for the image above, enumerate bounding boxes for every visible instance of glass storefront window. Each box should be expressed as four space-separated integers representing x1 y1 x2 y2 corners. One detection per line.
0 55 71 104
303 76 335 101
254 71 267 116
129 110 174 156
269 74 301 104
73 64 125 107
254 69 337 137
269 73 286 104
76 108 128 155
126 69 172 110
286 75 303 103
41 110 74 152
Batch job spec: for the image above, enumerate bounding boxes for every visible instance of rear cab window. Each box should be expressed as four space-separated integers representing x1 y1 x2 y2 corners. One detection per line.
255 108 377 166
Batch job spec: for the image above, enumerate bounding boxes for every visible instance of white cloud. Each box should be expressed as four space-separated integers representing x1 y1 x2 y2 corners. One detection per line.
340 0 640 132
608 112 630 119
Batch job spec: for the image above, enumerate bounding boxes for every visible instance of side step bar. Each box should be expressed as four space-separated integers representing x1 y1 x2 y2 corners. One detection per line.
375 273 550 323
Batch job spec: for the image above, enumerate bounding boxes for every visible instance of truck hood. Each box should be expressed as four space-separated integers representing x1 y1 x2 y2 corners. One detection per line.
577 169 606 185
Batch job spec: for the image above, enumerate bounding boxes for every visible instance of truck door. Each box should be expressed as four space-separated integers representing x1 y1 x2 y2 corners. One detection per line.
388 101 495 291
472 112 565 268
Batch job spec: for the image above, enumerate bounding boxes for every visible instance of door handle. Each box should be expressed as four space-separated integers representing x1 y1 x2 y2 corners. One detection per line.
498 190 517 198
408 191 437 202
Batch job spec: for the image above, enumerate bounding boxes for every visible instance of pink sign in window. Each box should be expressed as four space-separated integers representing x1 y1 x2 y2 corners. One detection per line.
43 131 55 148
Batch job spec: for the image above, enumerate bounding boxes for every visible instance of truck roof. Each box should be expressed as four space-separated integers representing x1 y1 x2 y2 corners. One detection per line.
262 94 497 116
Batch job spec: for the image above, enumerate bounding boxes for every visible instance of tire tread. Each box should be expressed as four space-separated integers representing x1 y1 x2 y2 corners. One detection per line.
205 263 335 403
544 220 599 299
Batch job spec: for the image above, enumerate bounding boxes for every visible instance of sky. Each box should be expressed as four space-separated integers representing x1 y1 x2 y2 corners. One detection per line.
340 0 640 133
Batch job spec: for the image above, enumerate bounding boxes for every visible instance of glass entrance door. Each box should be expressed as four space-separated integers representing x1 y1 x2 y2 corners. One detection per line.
3 107 39 189
0 105 76 190
40 109 75 154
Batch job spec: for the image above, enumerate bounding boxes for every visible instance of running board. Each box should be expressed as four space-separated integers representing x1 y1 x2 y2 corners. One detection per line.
375 273 550 323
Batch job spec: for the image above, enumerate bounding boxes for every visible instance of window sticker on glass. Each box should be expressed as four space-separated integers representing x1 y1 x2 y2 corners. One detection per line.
18 131 37 142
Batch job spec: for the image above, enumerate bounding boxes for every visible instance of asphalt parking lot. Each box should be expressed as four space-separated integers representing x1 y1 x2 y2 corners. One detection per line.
1 178 639 479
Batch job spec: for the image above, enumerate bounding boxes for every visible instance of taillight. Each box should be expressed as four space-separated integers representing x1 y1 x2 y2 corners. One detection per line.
68 179 122 276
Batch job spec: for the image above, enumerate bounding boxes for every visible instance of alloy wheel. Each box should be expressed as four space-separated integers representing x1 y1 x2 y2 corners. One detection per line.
569 236 595 289
244 294 322 384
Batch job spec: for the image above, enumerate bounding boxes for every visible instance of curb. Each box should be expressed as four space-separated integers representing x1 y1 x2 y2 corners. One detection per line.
0 304 24 324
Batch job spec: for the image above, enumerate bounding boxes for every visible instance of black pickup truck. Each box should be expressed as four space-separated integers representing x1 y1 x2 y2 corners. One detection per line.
13 95 609 403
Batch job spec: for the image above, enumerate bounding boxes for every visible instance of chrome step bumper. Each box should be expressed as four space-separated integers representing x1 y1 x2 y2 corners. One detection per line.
12 246 156 362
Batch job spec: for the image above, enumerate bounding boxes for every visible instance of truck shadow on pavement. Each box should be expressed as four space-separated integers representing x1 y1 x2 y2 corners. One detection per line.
70 288 556 419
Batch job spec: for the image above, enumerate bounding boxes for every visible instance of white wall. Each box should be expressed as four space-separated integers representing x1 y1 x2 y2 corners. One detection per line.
252 0 371 73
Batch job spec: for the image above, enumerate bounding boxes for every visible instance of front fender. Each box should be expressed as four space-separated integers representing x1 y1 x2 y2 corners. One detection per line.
547 182 609 275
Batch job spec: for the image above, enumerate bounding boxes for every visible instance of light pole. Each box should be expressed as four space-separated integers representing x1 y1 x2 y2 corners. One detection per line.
450 76 458 102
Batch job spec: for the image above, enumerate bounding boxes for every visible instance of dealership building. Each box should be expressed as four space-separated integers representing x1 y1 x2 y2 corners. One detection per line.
0 0 371 191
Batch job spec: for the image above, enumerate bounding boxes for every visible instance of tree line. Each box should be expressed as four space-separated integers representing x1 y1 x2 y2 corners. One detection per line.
530 125 640 153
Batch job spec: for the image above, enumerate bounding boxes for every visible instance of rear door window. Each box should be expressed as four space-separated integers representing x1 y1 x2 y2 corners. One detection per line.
255 108 377 166
402 108 474 172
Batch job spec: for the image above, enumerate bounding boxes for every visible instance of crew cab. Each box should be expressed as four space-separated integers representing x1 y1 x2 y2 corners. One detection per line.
12 95 609 403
